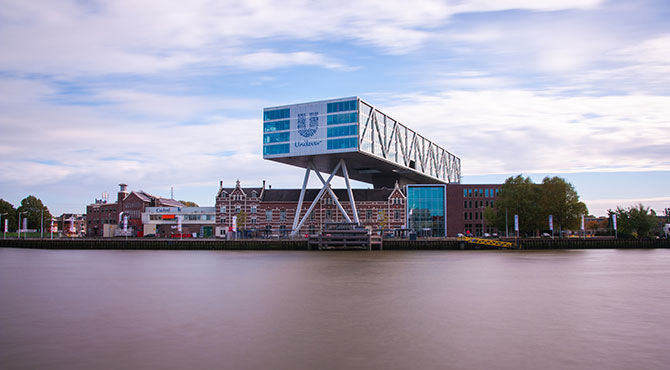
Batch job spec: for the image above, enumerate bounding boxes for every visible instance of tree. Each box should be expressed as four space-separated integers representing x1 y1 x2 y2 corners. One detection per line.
484 175 587 236
0 199 18 232
539 177 587 232
485 175 542 236
16 196 52 231
236 210 248 231
609 204 658 238
179 200 199 207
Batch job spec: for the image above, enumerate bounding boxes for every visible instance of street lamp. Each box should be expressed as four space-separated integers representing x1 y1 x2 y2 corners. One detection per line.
0 213 7 239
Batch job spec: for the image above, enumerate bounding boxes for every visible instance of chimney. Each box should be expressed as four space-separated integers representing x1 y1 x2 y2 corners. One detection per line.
262 180 266 189
269 185 272 189
220 180 223 189
118 183 129 203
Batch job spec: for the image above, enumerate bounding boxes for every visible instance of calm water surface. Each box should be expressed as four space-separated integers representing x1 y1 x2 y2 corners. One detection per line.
1 248 669 370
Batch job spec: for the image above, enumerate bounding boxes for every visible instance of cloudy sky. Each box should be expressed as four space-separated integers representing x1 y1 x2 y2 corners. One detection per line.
1 0 668 217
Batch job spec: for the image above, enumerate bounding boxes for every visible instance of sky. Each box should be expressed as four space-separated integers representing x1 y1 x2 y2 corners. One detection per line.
0 0 668 217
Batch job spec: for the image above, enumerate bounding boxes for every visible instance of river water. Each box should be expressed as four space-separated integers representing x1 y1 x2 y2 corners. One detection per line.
1 248 669 370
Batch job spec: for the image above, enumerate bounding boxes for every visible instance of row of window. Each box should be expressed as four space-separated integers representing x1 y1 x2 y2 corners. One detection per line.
327 112 358 125
464 200 494 209
327 100 357 113
264 108 290 121
327 137 357 150
327 124 357 138
464 212 483 220
263 143 290 155
222 208 404 222
263 120 290 132
264 132 290 144
463 188 499 198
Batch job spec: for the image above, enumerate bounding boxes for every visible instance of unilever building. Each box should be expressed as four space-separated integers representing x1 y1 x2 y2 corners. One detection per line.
263 97 461 237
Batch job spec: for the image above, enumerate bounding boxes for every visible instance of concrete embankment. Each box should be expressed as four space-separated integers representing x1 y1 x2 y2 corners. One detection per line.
1 238 669 250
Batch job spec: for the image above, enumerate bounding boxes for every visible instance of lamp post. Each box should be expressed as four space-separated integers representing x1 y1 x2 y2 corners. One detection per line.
0 213 7 239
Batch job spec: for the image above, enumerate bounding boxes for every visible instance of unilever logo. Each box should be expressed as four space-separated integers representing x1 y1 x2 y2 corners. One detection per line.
297 112 318 138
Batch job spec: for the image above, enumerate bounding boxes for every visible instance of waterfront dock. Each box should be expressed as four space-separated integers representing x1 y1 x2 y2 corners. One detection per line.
1 237 669 250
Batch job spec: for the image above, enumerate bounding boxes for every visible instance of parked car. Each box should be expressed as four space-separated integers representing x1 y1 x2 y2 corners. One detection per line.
483 233 491 238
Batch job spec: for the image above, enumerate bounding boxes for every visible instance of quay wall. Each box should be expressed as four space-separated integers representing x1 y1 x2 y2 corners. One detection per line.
1 238 669 250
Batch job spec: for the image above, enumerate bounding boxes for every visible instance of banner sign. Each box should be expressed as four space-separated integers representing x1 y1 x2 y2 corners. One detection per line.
580 215 585 231
4 219 7 233
612 214 617 230
123 215 128 232
232 216 237 232
177 216 182 233
549 215 553 231
514 214 519 232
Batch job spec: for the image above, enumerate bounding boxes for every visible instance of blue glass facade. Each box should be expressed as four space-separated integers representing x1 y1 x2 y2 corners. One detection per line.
406 185 446 237
327 137 357 150
263 143 290 155
263 120 290 132
327 112 358 125
263 108 290 121
327 100 357 113
327 124 357 138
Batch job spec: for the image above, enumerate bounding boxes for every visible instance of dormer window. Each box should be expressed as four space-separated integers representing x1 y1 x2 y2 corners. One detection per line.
251 191 257 198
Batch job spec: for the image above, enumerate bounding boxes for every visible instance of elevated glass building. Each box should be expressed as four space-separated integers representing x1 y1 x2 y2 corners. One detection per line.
406 184 446 237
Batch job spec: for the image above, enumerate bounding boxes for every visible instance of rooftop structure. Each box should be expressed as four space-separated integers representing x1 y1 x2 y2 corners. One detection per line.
263 97 461 188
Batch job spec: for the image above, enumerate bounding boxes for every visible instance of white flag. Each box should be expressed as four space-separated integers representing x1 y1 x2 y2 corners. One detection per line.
612 214 617 230
514 214 519 232
580 215 585 231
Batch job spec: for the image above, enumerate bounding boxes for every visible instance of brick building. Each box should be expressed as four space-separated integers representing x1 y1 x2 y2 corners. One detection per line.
215 180 406 237
447 184 502 236
86 184 184 237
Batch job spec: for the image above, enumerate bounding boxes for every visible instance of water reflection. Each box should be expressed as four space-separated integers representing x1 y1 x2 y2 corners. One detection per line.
1 249 669 370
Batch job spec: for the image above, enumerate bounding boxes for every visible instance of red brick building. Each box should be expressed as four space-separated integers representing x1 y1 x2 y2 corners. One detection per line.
86 184 184 237
447 184 502 236
215 180 406 237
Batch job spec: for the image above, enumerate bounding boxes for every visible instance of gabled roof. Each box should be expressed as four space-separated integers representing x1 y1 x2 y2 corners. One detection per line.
261 188 398 202
216 187 263 198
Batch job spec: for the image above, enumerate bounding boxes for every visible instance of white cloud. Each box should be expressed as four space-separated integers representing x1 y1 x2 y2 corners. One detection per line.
0 0 607 75
379 90 670 175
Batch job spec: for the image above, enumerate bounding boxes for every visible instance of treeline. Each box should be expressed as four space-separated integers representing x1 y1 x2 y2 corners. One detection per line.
484 175 666 238
0 196 52 232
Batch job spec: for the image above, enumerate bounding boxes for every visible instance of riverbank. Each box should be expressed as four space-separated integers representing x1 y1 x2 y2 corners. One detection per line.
1 237 668 250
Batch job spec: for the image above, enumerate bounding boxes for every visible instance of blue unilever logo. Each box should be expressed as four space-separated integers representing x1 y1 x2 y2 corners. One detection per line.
297 112 319 138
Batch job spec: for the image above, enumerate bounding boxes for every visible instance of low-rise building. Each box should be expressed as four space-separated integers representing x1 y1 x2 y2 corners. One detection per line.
142 207 216 237
86 184 184 237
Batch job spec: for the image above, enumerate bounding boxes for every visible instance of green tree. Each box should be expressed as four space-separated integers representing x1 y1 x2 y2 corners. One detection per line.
16 196 52 231
484 175 586 236
179 200 199 207
0 199 18 232
236 210 248 231
485 175 542 236
539 176 587 232
609 204 658 238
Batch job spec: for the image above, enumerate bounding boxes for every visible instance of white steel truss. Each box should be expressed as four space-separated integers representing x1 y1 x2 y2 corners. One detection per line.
290 159 359 236
358 99 461 183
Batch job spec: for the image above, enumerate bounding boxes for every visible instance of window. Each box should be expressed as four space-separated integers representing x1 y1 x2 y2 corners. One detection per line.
469 200 472 208
280 210 286 221
366 210 372 220
464 201 467 208
263 132 290 144
485 189 489 197
327 124 357 138
491 201 494 208
220 206 226 213
464 188 468 197
251 217 257 224
394 210 400 220
264 108 289 121
326 210 332 220
327 100 357 113
266 210 272 221
464 212 468 220
263 120 290 132
468 189 472 197
263 143 290 155
235 206 240 213
327 112 358 125
251 205 257 213
327 137 357 150
251 191 257 198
